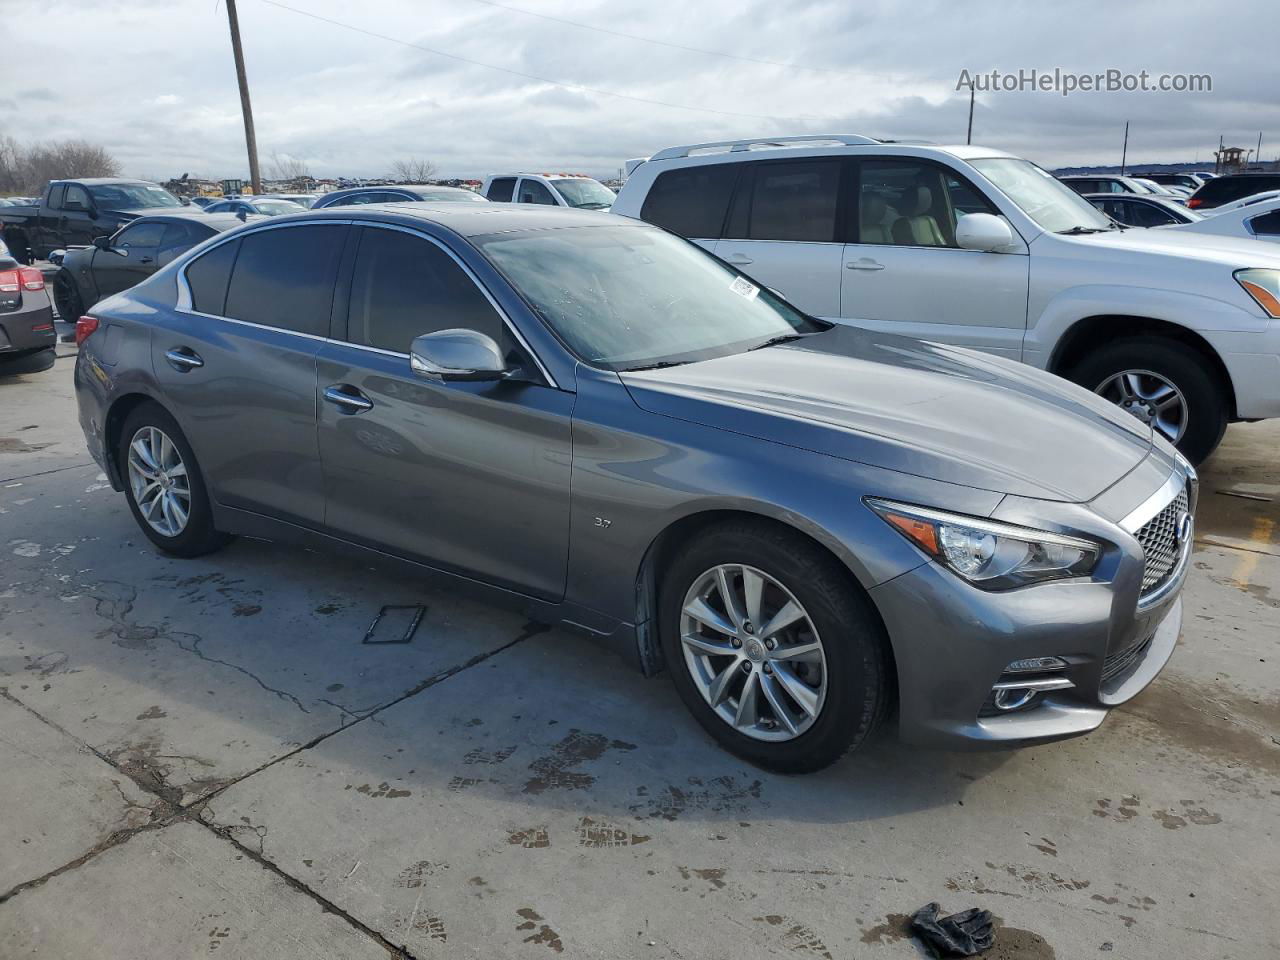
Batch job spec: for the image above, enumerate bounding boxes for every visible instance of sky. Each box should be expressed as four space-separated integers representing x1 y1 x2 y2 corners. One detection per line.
2 0 1277 181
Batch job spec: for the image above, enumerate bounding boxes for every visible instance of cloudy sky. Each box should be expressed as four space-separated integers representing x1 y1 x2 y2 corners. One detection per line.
3 0 1277 180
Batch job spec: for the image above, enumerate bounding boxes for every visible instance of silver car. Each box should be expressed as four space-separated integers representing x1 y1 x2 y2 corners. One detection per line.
73 205 1195 772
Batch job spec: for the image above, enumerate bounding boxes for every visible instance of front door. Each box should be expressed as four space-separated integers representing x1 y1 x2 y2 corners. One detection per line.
316 225 572 600
94 220 164 298
152 222 349 525
712 157 845 317
59 184 100 248
838 157 1030 359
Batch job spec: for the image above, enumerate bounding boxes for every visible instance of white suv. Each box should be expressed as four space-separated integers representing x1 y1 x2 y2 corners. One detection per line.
481 173 615 210
612 135 1280 463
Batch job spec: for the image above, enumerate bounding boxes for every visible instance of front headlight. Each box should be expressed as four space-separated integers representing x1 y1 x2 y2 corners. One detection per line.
866 498 1100 589
1234 268 1280 318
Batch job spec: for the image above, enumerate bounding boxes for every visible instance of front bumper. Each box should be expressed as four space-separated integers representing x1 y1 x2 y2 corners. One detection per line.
869 460 1193 748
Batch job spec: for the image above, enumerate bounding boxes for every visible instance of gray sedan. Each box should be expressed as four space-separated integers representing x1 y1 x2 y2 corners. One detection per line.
72 204 1194 772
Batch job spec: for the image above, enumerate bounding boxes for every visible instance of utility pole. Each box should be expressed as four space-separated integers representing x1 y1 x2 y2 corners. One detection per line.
1258 131 1264 170
225 0 262 195
966 80 975 145
1120 121 1129 175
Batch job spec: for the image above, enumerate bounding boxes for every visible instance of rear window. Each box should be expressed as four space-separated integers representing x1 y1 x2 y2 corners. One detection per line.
185 239 240 315
223 225 347 335
487 177 516 202
640 164 738 239
739 160 841 243
1192 175 1280 206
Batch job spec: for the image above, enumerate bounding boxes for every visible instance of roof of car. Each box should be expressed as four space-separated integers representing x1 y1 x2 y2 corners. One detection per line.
270 202 627 238
59 178 160 186
127 210 244 226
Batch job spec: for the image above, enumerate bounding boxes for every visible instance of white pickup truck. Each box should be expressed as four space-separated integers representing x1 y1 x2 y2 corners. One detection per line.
612 135 1280 463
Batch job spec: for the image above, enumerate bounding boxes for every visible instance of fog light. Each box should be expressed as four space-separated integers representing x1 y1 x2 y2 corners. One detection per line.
1004 656 1067 674
993 688 1039 711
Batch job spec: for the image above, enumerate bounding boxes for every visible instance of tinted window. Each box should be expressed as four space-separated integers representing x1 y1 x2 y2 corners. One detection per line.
640 164 737 239
114 221 166 247
346 228 503 353
1249 210 1280 236
1130 202 1179 227
63 185 91 210
487 177 516 202
47 184 65 208
858 159 975 247
1191 175 1280 206
186 239 240 315
518 180 558 205
223 225 346 335
159 222 209 262
744 160 840 242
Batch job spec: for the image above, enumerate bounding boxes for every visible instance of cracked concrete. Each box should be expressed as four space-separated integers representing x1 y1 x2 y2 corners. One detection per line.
2 366 1279 958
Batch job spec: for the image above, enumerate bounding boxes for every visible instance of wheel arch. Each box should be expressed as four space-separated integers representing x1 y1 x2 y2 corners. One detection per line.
1048 313 1237 418
102 392 164 490
632 508 899 708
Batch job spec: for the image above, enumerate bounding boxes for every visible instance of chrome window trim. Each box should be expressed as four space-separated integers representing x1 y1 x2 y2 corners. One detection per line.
173 216 559 389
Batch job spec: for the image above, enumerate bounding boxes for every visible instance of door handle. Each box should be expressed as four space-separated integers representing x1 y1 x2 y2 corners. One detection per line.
164 347 203 371
724 253 754 265
139 256 154 264
323 384 374 413
846 258 885 271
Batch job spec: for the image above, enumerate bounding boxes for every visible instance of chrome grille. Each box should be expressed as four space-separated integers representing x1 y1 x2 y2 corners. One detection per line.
1134 487 1190 595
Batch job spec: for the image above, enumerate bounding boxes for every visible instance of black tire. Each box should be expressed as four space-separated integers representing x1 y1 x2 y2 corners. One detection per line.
658 519 889 774
0 347 56 376
117 401 231 558
1066 337 1228 465
52 268 84 323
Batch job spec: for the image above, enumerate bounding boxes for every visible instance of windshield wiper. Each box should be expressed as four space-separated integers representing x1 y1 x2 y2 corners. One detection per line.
748 333 806 351
622 359 691 372
1056 225 1108 235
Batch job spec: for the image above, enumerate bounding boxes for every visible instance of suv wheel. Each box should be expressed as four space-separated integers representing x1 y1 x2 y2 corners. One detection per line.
1068 338 1228 465
659 520 888 773
118 402 231 557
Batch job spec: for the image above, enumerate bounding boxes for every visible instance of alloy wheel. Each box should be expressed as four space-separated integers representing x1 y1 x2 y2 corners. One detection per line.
126 426 191 538
679 564 827 742
1095 369 1188 444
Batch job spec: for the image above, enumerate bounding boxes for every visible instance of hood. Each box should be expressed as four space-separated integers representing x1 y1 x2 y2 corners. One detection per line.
620 325 1153 502
1063 223 1280 268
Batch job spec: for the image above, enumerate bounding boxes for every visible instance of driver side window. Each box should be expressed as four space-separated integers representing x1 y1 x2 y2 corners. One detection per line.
63 185 91 211
518 180 558 205
114 221 166 248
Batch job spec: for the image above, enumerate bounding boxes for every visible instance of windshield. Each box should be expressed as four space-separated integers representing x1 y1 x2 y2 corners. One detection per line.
88 183 182 209
550 178 615 210
970 158 1113 233
477 225 821 370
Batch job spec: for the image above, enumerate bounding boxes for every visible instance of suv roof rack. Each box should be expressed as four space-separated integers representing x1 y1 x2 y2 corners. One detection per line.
649 135 879 162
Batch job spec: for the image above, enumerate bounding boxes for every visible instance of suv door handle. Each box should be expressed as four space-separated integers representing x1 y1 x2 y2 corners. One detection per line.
138 256 154 264
323 384 374 413
846 258 885 271
164 347 203 371
724 253 754 265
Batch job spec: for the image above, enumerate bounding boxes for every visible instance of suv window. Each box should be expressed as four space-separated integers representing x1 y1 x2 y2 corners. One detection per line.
1249 209 1280 236
63 184 91 211
639 163 737 239
858 159 980 247
518 180 558 205
733 160 840 243
114 221 166 248
487 177 516 202
185 239 240 315
223 224 346 335
346 227 504 353
1191 175 1280 207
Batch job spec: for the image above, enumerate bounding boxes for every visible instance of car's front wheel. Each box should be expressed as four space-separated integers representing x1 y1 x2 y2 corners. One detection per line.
52 269 84 323
659 519 889 773
1068 338 1228 465
118 402 231 557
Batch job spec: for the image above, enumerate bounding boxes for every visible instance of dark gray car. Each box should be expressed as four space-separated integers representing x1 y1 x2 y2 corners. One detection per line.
73 205 1195 772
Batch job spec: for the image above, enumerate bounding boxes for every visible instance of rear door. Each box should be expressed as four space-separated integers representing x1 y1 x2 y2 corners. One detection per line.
712 158 844 316
94 220 164 297
152 222 348 525
315 224 572 599
838 156 1029 358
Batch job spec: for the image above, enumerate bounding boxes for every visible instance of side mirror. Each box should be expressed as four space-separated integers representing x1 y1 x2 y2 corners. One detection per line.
92 236 112 251
48 249 66 266
410 329 508 382
955 213 1016 252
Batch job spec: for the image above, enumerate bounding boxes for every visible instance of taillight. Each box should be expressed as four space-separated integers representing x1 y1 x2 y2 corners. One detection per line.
1187 197 1203 208
0 267 17 293
75 314 100 346
19 267 44 291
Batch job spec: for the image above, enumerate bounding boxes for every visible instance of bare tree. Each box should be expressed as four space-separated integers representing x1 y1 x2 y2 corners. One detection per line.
265 149 312 183
0 137 121 195
389 157 439 183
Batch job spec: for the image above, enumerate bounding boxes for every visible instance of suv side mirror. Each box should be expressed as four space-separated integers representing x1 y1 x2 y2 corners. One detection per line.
92 236 112 251
410 329 508 381
955 213 1016 252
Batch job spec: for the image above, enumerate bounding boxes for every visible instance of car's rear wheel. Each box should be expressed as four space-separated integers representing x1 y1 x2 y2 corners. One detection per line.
659 519 888 773
118 402 231 557
52 269 84 323
1068 338 1228 465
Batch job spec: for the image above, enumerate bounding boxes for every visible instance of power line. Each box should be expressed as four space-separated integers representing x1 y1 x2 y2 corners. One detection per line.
462 0 860 79
257 0 837 123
